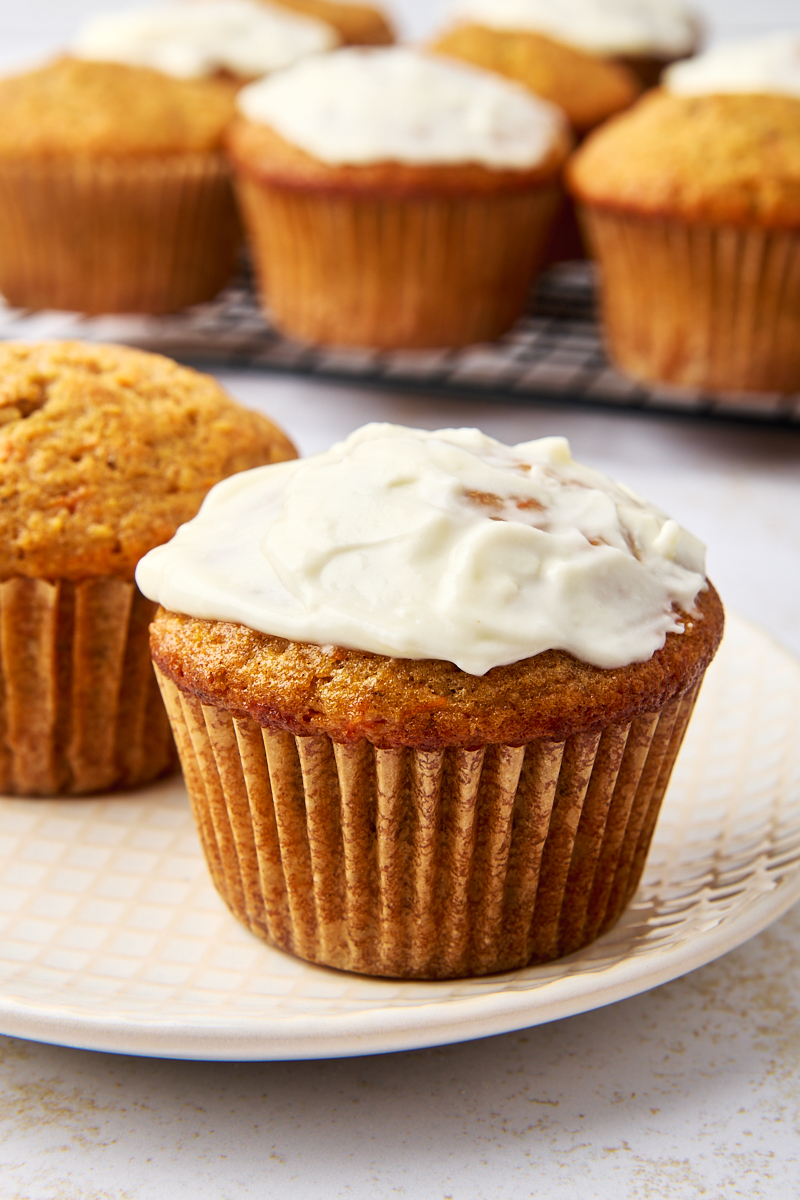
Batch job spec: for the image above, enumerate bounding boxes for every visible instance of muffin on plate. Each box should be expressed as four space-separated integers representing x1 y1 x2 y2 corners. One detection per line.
227 47 571 349
267 0 394 46
0 341 296 797
568 31 800 393
138 424 723 980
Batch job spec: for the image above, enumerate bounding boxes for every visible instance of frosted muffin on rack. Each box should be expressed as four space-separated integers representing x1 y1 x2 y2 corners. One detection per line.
227 47 571 348
0 1 338 315
432 0 699 134
139 424 723 980
0 341 295 797
568 31 800 394
265 0 394 46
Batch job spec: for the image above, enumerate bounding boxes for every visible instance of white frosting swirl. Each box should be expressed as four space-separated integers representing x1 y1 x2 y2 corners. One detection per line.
136 425 708 675
236 47 566 168
665 31 800 99
72 0 337 81
447 0 698 57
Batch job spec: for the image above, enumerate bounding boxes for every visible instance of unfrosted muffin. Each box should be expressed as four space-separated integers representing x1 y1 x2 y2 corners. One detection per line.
267 0 394 46
435 0 700 97
0 341 296 797
568 32 800 393
228 47 571 348
138 425 723 980
0 55 243 313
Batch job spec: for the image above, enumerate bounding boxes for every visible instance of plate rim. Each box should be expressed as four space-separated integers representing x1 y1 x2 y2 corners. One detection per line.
0 611 799 1062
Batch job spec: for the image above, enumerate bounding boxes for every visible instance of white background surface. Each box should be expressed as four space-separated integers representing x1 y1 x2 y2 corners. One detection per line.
2 2 800 1197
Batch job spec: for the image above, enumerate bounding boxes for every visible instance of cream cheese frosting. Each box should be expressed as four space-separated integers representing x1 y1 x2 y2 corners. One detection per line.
236 47 566 168
72 0 337 81
665 31 800 99
136 424 707 675
447 0 698 57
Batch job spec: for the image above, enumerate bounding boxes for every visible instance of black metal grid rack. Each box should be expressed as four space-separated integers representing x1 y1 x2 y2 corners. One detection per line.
2 262 799 425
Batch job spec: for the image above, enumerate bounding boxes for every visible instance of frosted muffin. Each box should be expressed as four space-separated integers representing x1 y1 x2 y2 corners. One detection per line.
0 341 296 797
569 32 800 393
0 2 337 317
73 0 339 85
139 425 723 980
267 0 394 46
435 0 700 99
228 47 571 349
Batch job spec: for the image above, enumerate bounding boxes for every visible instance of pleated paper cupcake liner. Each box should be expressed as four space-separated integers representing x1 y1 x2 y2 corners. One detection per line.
581 207 800 393
0 579 177 796
157 666 701 979
234 174 561 348
0 153 240 314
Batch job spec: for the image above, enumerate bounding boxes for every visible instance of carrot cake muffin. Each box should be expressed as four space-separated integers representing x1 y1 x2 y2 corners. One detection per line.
268 0 394 46
568 31 800 393
139 424 723 979
436 0 700 95
228 47 571 348
73 0 339 84
0 340 295 797
0 11 325 316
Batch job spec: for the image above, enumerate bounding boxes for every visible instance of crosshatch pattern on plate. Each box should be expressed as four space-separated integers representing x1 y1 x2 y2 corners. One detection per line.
1 265 799 425
0 613 799 1031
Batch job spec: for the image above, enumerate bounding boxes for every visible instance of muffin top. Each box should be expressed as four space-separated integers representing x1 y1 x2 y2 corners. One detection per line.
447 0 699 58
568 88 800 226
139 424 710 674
430 23 639 133
143 424 722 746
230 47 570 188
267 0 394 46
73 0 338 83
665 29 800 99
0 57 237 158
0 341 296 582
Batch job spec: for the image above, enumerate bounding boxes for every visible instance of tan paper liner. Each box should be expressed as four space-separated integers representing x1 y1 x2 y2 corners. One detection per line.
0 579 176 797
580 207 800 393
235 174 561 348
156 666 702 979
0 153 240 314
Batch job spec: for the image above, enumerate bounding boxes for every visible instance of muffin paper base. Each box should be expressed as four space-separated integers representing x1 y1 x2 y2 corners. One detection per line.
0 154 240 314
235 175 560 349
0 579 176 796
581 208 800 393
157 667 701 979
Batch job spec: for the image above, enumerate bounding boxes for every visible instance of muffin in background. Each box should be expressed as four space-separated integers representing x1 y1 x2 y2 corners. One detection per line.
228 47 571 349
138 425 723 980
73 0 340 86
0 1 339 316
569 31 800 394
266 0 394 46
434 0 700 101
0 341 296 797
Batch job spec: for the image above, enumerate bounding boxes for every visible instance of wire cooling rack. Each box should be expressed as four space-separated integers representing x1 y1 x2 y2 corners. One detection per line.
2 262 799 425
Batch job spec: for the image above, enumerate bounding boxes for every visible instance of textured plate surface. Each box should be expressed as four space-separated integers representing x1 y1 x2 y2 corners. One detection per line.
0 611 798 1062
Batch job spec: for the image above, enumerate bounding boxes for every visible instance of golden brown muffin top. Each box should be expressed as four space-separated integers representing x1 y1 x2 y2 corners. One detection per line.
568 89 800 226
430 24 640 134
227 117 572 195
0 342 296 582
267 0 393 45
0 57 237 158
151 586 723 749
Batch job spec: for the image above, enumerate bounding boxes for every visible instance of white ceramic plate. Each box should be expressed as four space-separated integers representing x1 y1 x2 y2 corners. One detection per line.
0 611 798 1062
